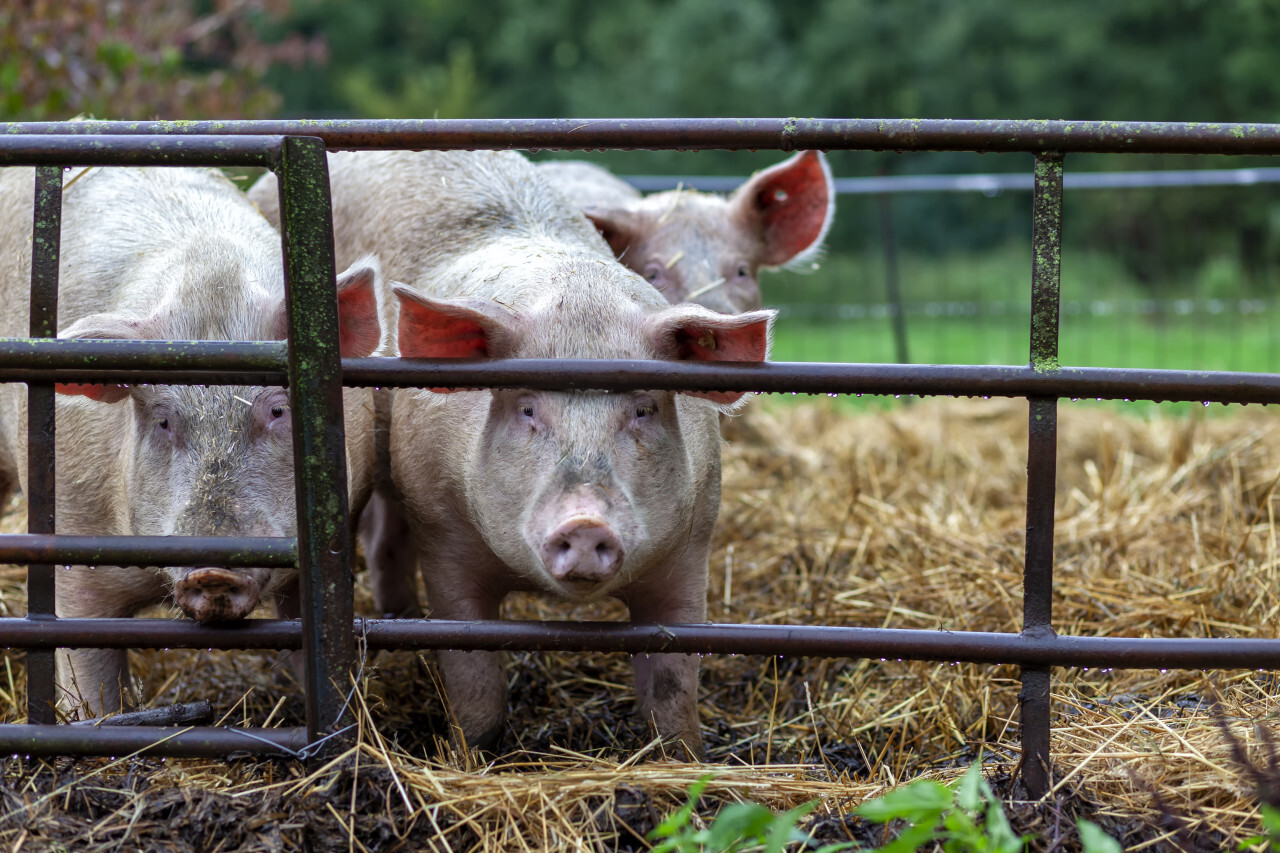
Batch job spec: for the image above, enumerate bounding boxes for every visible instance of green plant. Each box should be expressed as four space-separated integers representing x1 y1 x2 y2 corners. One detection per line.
651 766 1123 852
647 775 854 853
1238 802 1280 851
853 764 1027 853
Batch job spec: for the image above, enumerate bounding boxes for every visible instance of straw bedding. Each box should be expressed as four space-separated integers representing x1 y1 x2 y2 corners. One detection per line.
0 396 1276 851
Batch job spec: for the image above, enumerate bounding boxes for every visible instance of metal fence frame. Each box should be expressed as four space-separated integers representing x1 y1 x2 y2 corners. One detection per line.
3 119 1280 798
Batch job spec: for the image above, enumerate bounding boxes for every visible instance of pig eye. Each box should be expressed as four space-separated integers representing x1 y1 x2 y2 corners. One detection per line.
156 417 170 432
736 264 750 278
519 403 535 418
270 405 285 419
635 401 656 419
642 264 668 290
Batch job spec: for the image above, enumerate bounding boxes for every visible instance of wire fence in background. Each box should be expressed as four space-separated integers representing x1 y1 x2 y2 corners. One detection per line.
629 167 1280 371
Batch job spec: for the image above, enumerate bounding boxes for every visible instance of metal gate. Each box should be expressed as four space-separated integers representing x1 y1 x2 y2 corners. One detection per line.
3 119 1280 800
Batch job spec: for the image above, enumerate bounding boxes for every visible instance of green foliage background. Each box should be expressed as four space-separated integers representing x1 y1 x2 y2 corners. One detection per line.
6 0 1280 362
258 0 1280 298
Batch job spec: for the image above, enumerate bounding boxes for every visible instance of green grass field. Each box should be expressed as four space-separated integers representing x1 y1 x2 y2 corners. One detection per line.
759 244 1278 416
771 309 1280 372
766 241 1278 371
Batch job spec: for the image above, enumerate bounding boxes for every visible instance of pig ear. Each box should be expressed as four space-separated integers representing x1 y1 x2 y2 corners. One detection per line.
729 150 834 268
335 255 383 358
582 206 642 261
394 285 519 392
645 305 775 407
268 256 384 357
54 312 158 403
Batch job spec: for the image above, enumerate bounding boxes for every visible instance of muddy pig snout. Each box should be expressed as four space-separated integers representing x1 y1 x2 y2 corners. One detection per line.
175 568 262 622
541 516 625 585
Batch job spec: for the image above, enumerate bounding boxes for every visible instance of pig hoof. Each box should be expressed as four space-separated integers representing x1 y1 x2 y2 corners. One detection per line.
541 517 624 584
175 568 261 623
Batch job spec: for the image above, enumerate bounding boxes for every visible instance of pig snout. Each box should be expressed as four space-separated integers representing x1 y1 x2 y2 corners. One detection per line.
540 516 625 585
174 568 262 623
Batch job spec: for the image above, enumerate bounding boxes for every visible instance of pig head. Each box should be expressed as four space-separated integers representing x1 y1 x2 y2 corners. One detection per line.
557 151 835 314
391 276 774 757
51 260 382 625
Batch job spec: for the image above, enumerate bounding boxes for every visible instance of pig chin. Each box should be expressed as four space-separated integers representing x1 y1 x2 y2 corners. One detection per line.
171 567 274 623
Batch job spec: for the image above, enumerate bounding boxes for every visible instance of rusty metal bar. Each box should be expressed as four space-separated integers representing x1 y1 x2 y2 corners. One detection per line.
8 119 1280 156
0 338 285 376
0 725 308 757
0 534 295 567
0 135 281 167
343 358 1280 404
25 165 61 724
1020 153 1065 797
2 341 1279 404
276 136 356 747
1 618 1279 671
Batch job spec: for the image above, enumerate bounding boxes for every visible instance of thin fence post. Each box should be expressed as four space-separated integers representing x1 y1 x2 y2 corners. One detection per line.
1021 152 1063 799
877 185 910 366
275 136 356 749
26 165 61 724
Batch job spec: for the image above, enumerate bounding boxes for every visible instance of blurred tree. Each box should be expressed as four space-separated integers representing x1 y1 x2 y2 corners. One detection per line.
0 0 324 120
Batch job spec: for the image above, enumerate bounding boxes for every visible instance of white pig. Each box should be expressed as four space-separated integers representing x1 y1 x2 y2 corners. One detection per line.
250 150 774 758
0 165 384 716
538 151 835 314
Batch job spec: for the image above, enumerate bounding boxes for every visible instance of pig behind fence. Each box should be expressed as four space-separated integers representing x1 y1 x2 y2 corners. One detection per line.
0 165 385 717
250 150 774 759
538 151 835 314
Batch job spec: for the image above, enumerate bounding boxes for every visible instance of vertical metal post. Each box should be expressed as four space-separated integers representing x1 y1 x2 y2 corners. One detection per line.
877 188 910 365
1020 153 1063 798
275 137 355 746
26 166 61 724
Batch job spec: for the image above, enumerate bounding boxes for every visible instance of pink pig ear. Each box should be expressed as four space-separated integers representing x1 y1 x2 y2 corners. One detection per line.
394 284 519 392
730 150 834 268
583 206 643 260
269 256 384 357
646 305 775 406
53 311 157 403
334 255 383 358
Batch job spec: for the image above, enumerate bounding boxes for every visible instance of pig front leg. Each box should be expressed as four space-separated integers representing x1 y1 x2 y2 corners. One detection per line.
53 565 166 718
624 558 709 761
360 489 423 618
422 568 507 752
436 647 508 752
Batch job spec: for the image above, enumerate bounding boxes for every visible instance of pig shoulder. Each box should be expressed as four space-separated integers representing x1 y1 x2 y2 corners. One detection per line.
537 160 643 210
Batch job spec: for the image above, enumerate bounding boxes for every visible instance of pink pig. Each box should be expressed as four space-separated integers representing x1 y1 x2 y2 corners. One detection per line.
253 150 773 758
0 166 383 715
539 151 835 313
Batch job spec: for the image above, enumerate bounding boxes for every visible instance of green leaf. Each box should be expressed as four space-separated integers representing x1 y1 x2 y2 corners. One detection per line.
704 802 775 850
1077 819 1123 853
955 763 990 814
855 780 953 823
764 800 818 853
875 819 947 853
649 774 714 842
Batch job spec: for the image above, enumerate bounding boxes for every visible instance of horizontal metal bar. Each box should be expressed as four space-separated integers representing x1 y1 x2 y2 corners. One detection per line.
7 118 1280 155
3 618 1280 671
0 534 296 568
0 725 308 758
627 166 1280 195
0 339 287 385
0 339 287 368
7 350 1276 404
0 619 301 650
0 134 283 167
341 358 1280 405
